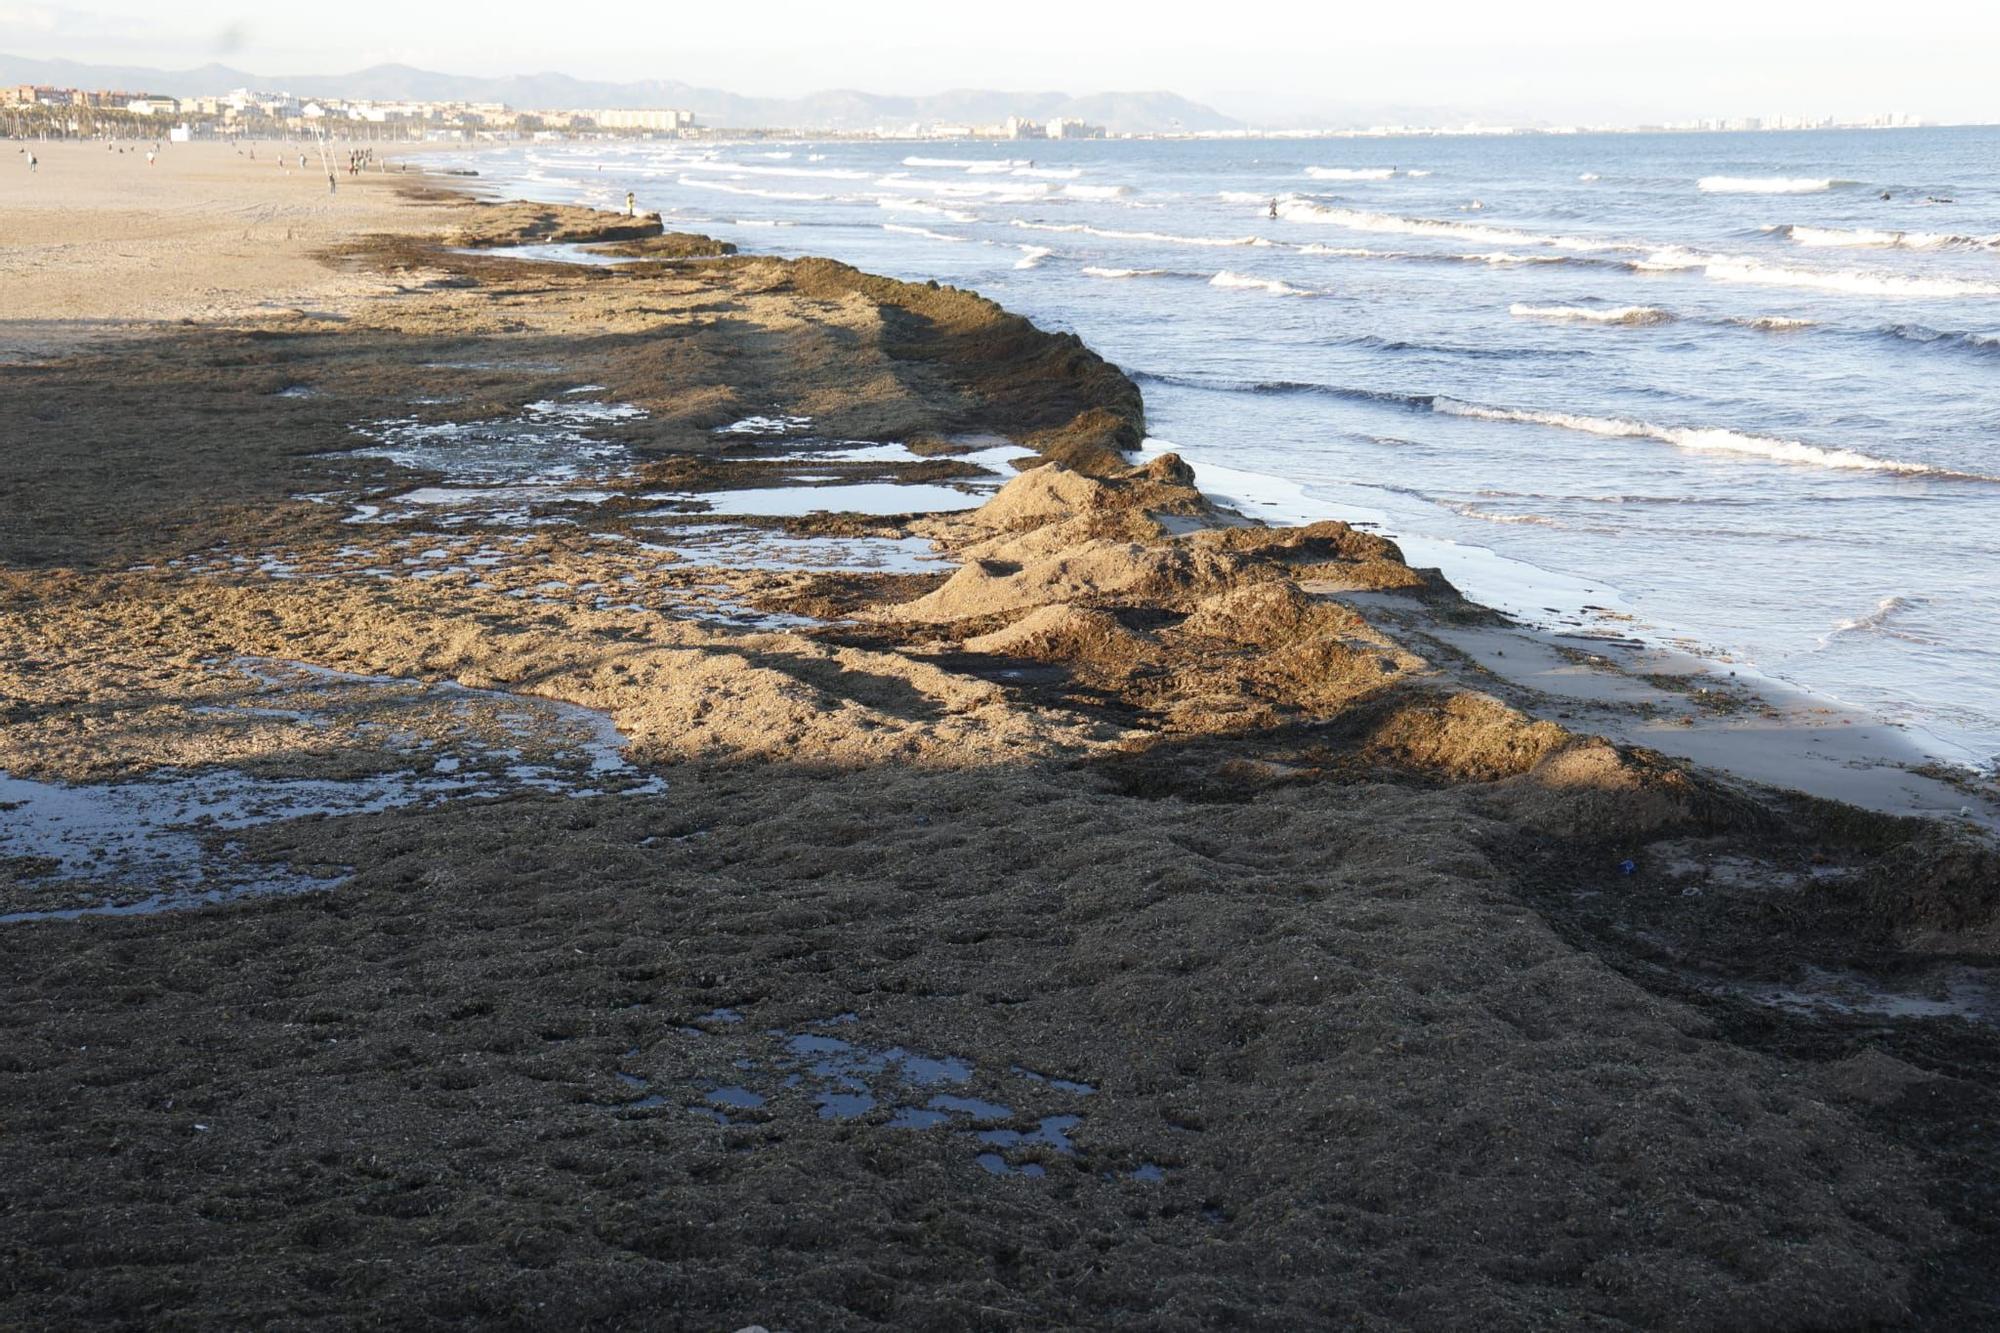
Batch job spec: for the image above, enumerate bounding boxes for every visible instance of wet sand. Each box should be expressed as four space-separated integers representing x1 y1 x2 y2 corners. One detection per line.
3 148 1999 1329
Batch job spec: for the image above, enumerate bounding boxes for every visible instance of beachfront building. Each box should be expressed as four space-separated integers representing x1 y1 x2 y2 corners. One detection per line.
1 85 71 107
125 96 182 117
1001 116 1046 140
584 108 696 132
1046 117 1105 140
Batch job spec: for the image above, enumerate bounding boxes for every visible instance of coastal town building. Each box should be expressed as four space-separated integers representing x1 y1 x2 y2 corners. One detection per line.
583 108 696 132
1046 117 1106 139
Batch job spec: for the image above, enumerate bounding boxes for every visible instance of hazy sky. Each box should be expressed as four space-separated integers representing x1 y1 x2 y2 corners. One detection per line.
5 0 1999 124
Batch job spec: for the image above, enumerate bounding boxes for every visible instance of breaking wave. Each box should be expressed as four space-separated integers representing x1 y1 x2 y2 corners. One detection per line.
1210 271 1316 297
1305 167 1396 181
675 176 836 201
1633 248 2000 298
1443 501 1563 527
1010 220 1269 248
1299 243 1585 268
903 156 1031 168
1880 323 2000 355
881 223 967 243
1767 223 1998 250
1698 176 1848 194
1081 266 1186 279
1510 304 1676 326
1431 399 1991 478
681 160 872 182
1821 595 1938 648
1276 199 1627 252
1013 244 1053 269
876 198 978 222
1730 315 1817 332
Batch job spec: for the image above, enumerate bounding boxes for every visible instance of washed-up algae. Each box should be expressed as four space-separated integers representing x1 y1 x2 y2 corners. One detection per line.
3 198 1999 1331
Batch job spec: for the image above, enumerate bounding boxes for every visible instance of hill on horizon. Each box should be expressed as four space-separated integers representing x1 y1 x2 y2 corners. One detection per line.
0 54 1242 134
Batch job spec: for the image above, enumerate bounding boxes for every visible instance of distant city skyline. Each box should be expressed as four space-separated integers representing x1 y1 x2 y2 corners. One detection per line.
4 0 1999 127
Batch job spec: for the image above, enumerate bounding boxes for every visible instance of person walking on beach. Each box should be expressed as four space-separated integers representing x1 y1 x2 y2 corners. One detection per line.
25 149 36 173
146 149 156 167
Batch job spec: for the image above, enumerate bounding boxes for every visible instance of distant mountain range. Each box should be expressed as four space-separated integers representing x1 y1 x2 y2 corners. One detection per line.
0 54 1242 134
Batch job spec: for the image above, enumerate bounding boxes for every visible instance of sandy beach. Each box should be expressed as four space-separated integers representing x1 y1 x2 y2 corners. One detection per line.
3 140 1999 1328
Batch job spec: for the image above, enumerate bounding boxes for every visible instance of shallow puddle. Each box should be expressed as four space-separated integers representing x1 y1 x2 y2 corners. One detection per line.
638 483 994 517
610 1013 1132 1179
346 397 643 495
0 658 664 924
638 528 946 575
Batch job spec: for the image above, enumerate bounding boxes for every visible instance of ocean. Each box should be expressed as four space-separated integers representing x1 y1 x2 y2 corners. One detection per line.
416 126 2000 772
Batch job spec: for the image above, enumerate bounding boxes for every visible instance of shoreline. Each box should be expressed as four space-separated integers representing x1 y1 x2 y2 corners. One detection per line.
5 143 2000 1328
1134 442 2000 827
404 138 2000 808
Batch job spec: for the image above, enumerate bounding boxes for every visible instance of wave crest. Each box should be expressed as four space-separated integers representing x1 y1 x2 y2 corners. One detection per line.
1633 248 2000 298
1510 304 1675 326
1211 271 1315 297
1698 176 1845 194
1432 398 1986 478
1011 220 1268 248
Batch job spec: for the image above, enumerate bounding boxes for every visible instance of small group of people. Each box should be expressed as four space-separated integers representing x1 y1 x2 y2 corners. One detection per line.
344 148 376 176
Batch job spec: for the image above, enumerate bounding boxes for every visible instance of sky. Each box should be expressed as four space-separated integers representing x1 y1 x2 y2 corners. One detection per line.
5 0 2000 126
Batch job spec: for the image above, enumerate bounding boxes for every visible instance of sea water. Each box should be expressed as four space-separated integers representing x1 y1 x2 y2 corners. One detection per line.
419 128 2000 770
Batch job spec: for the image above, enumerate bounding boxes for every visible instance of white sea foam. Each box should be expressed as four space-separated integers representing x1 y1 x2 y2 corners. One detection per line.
1579 172 1601 181
1636 247 2000 298
1014 166 1083 179
1732 315 1818 331
1010 220 1268 248
1299 243 1570 267
883 223 968 242
903 156 1031 168
675 176 834 201
1510 303 1676 326
883 174 1057 201
1014 244 1053 269
1062 183 1133 199
1771 223 1996 251
682 160 872 181
1823 595 1936 646
1432 398 1969 477
1305 167 1395 181
1219 191 1273 204
1698 176 1843 194
1276 199 1625 252
1211 270 1314 297
1444 501 1561 527
1081 266 1177 279
877 198 979 222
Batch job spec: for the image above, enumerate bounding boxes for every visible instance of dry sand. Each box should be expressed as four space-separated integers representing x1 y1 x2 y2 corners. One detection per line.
0 139 446 358
2 145 1999 1330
